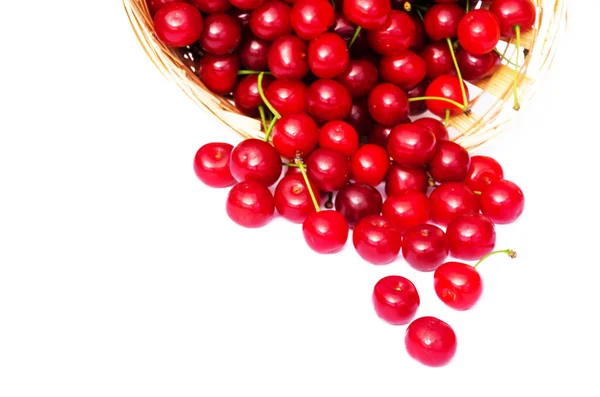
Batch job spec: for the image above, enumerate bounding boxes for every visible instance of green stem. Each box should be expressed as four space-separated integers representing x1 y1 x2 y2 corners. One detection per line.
494 48 518 67
296 159 320 213
443 109 450 127
409 96 468 112
513 25 521 111
473 249 517 268
348 26 361 49
330 0 335 11
237 70 272 76
466 0 469 12
416 8 424 22
264 116 277 142
284 162 300 167
447 38 468 108
257 72 281 120
258 105 267 132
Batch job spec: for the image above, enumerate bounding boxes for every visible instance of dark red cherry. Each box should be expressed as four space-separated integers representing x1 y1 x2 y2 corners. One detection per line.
319 120 360 157
229 138 282 187
307 79 353 122
271 113 319 159
154 2 204 48
385 163 428 196
343 0 392 30
290 0 336 40
367 83 409 127
423 3 465 41
419 41 455 80
274 173 321 223
490 0 536 37
353 215 402 265
229 0 265 10
334 183 383 228
402 224 449 272
264 80 308 116
425 74 469 117
479 179 525 224
239 35 271 70
380 50 427 91
456 49 501 81
350 144 390 187
226 180 275 228
229 7 251 27
267 35 309 80
387 123 437 167
367 10 416 56
198 54 240 95
345 98 374 137
368 124 393 149
429 182 479 226
249 1 293 41
306 147 349 192
446 213 496 260
405 316 457 367
434 261 483 310
191 0 230 13
406 81 428 116
308 33 350 79
413 117 450 141
373 276 420 325
193 142 236 188
457 9 501 55
409 11 426 51
428 140 471 183
463 155 504 193
335 59 379 98
382 191 430 233
233 74 273 116
302 210 349 254
200 13 242 55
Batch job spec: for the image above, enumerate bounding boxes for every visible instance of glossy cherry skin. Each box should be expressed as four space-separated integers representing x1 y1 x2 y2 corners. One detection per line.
233 74 273 116
308 33 350 79
402 224 449 272
387 123 437 168
229 0 265 10
350 144 390 187
405 316 457 367
368 124 393 149
226 181 275 228
446 213 496 260
457 9 501 55
429 182 479 226
230 7 251 27
406 80 428 116
380 50 427 91
343 0 391 30
434 261 482 310
249 1 293 40
148 0 189 16
193 142 236 188
229 138 282 187
345 98 373 138
382 191 430 233
413 117 449 141
419 41 455 80
490 0 536 37
423 3 465 41
307 79 353 122
353 215 402 265
385 163 428 196
267 35 309 81
373 276 420 325
271 113 319 159
200 13 242 55
428 140 471 183
367 83 409 127
191 0 230 13
319 121 359 157
306 147 349 192
290 0 335 40
302 210 349 254
409 11 426 51
479 179 525 224
367 10 416 56
425 74 470 117
456 49 501 81
335 60 379 98
197 54 240 95
332 12 358 42
464 155 504 193
334 183 383 228
154 3 204 48
239 35 270 70
274 173 321 223
264 80 308 116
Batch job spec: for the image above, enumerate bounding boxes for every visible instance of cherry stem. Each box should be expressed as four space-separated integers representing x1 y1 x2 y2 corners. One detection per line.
237 70 272 76
416 8 424 22
284 162 300 167
513 25 522 111
264 117 277 142
257 72 281 121
295 157 320 213
409 96 468 112
349 26 361 49
330 0 335 10
443 109 451 127
466 0 469 12
258 105 267 132
325 192 334 209
446 38 468 108
403 1 411 12
494 48 518 67
473 249 517 268
473 190 482 195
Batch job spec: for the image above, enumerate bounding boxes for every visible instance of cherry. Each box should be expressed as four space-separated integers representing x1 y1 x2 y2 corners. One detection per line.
306 147 349 192
193 142 236 188
405 316 457 367
490 0 536 38
335 59 379 98
307 79 353 122
419 41 455 80
290 0 335 40
406 80 428 116
229 0 265 10
402 224 449 271
429 182 479 226
239 35 270 71
249 1 293 41
409 10 426 51
382 191 430 233
334 183 383 228
267 35 309 81
345 98 374 138
367 83 409 127
234 74 273 116
308 33 350 79
373 276 420 325
424 74 470 117
446 213 496 260
274 173 321 223
200 13 242 55
428 140 471 183
367 10 416 56
464 155 504 192
385 163 428 196
380 50 427 91
353 215 402 265
229 138 283 187
332 12 358 43
413 117 450 141
148 0 189 16
368 124 393 149
458 9 501 55
350 144 390 187
302 210 349 253
154 2 204 48
226 180 275 228
456 49 501 81
423 3 465 41
343 0 391 30
479 179 525 224
198 54 240 95
264 80 308 116
387 123 437 168
230 7 251 28
318 121 359 157
191 0 230 14
271 113 319 159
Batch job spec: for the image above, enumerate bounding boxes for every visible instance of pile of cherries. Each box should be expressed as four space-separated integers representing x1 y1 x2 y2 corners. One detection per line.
150 0 532 367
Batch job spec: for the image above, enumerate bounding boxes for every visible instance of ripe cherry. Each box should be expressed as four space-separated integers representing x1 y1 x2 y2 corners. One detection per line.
464 155 504 193
382 191 430 233
367 83 409 127
229 138 283 187
350 144 390 187
335 59 379 98
405 316 457 367
456 49 501 81
423 3 465 41
318 121 359 157
419 41 455 80
490 0 536 38
307 79 353 122
264 80 308 116
479 179 525 224
154 3 203 48
302 210 349 254
271 113 319 159
200 13 242 55
193 142 236 188
230 7 251 27
239 35 270 71
446 213 496 260
406 81 429 116
366 10 416 56
267 35 309 81
368 124 392 149
332 12 358 43
249 1 293 41
226 180 275 228
335 183 383 228
234 74 273 117
428 140 471 183
429 182 479 227
409 11 426 51
387 123 437 168
425 74 469 117
343 0 392 30
229 0 265 10
345 98 374 138
373 276 420 325
197 54 240 95
353 215 402 265
290 0 336 40
457 9 501 55
191 0 230 14
308 33 350 79
306 147 349 192
385 163 428 196
148 0 189 16
413 117 449 141
380 50 427 91
274 173 321 223
402 224 449 272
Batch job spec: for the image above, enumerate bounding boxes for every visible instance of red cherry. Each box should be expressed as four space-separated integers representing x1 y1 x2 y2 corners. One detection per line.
239 35 271 70
229 0 265 10
148 0 189 16
368 123 393 149
306 147 349 192
409 11 426 50
334 183 383 228
446 213 496 260
428 140 471 183
271 113 319 159
387 123 437 167
200 13 242 55
367 10 415 56
290 0 335 40
457 9 501 55
197 54 240 95
229 138 283 187
419 41 455 80
490 0 536 38
413 117 449 141
191 0 229 14
405 316 457 367
434 261 482 310
353 215 402 265
264 80 308 116
302 210 349 254
274 173 321 223
154 3 203 48
463 155 504 193
307 79 353 122
233 74 273 117
318 121 360 157
331 11 359 43
479 179 525 224
267 35 309 81
308 33 350 79
193 142 236 188
343 0 391 30
335 59 379 98
230 7 251 27
402 224 449 272
382 191 430 233
423 3 465 41
425 74 469 117
350 144 390 187
456 49 501 81
380 50 427 91
226 181 275 228
249 1 293 41
385 163 428 196
429 182 479 227
406 80 429 116
367 83 409 127
345 98 374 138
373 276 420 325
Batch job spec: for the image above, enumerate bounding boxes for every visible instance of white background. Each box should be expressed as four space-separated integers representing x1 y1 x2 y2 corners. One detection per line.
1 1 598 396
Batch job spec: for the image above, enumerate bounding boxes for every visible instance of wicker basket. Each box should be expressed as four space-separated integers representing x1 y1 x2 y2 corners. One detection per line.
123 0 568 152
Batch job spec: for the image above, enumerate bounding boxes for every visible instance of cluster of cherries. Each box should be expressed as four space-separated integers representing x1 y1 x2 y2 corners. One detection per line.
150 0 532 367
